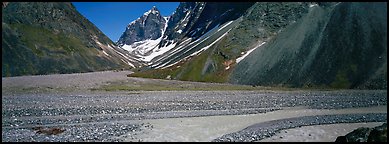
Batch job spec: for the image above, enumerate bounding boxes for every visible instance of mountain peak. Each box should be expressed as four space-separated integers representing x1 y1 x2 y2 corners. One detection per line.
144 6 160 16
118 5 167 47
127 6 162 27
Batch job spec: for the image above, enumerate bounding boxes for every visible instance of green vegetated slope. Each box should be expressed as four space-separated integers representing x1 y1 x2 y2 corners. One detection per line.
131 2 387 89
2 2 129 77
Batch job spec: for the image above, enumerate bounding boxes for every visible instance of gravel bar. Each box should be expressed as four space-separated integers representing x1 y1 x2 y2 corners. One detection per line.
213 113 387 142
2 91 386 128
2 122 145 142
2 72 387 142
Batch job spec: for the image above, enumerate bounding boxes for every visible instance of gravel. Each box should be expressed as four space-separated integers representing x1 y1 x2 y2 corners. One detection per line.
213 113 387 142
2 91 386 121
1 71 133 90
2 71 387 142
2 122 145 142
2 90 386 142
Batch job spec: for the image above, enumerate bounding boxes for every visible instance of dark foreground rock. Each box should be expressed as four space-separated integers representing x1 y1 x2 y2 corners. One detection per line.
335 123 387 142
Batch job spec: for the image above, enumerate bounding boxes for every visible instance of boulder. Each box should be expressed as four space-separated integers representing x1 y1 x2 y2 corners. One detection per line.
335 123 387 142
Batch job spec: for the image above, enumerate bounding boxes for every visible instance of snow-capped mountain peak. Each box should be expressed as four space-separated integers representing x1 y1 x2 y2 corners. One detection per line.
127 6 162 27
117 6 170 64
117 6 167 47
117 2 255 68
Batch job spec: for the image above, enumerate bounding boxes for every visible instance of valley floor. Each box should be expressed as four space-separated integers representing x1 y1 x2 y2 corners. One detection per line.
2 71 387 142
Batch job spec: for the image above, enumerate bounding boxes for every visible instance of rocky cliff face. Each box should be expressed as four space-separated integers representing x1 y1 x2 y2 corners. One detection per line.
2 2 137 77
117 6 167 46
116 6 169 63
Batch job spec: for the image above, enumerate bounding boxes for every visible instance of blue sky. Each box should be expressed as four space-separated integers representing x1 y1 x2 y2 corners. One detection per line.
72 2 180 42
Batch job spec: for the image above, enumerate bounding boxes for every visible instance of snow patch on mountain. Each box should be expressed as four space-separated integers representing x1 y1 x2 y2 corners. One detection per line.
143 43 177 62
309 3 318 8
120 13 171 63
182 11 191 22
217 21 233 32
236 41 266 63
164 16 169 22
102 51 110 57
158 27 233 69
150 38 193 67
150 19 237 69
121 38 162 55
190 28 233 57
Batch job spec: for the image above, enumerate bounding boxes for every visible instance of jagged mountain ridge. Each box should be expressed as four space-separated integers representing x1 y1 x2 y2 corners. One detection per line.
160 2 256 46
117 6 169 63
151 2 255 69
2 2 138 77
117 2 254 67
117 6 167 46
129 2 386 89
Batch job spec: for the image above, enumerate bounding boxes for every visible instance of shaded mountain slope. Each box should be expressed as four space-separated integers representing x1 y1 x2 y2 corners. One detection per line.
2 2 136 77
230 2 387 89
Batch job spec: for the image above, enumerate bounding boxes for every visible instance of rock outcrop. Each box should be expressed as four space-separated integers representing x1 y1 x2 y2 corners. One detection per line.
335 123 387 142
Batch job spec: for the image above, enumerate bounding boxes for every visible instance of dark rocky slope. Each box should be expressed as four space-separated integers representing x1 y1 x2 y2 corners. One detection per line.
159 2 255 47
2 2 135 77
229 2 387 89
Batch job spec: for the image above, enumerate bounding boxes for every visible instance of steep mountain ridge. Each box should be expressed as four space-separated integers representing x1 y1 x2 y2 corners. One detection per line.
117 6 167 47
118 2 254 67
150 2 255 69
129 2 387 89
2 2 138 77
116 6 169 64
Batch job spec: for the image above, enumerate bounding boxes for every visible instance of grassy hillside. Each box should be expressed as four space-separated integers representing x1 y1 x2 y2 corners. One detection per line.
2 23 121 76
